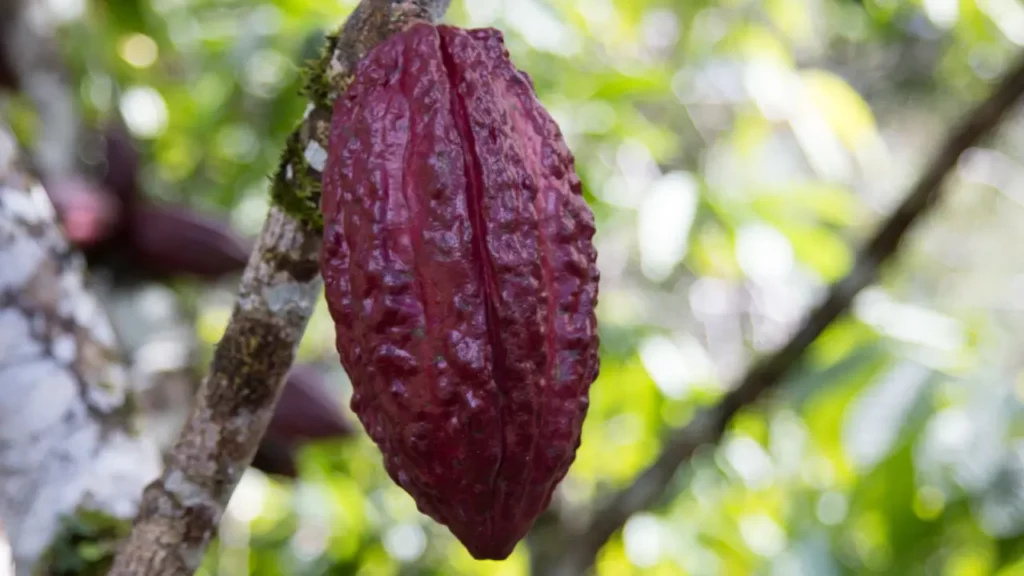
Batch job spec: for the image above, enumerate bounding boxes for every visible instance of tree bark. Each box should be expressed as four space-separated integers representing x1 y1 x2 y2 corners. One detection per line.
529 52 1024 576
0 122 162 576
108 1 452 574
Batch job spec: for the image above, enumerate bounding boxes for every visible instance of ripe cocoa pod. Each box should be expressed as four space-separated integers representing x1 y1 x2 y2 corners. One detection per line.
320 23 599 559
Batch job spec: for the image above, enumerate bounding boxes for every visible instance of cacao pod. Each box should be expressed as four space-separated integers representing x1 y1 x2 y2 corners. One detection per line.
45 123 253 283
268 363 352 444
100 124 252 281
251 434 300 478
320 23 599 559
127 203 252 280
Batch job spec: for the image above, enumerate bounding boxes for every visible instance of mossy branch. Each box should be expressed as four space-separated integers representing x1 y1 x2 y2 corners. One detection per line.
108 2 452 574
270 0 453 231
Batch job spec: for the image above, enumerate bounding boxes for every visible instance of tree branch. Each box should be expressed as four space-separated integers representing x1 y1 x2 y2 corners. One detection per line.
108 1 452 573
532 53 1024 576
0 121 163 576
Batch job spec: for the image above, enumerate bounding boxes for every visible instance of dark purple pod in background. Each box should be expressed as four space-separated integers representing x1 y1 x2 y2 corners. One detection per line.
254 364 353 479
128 203 252 280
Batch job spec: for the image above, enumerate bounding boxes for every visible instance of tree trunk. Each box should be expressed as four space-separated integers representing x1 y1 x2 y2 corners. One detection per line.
0 122 162 576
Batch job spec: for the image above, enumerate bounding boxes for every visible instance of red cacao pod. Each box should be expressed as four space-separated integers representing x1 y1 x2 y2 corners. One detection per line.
320 23 599 559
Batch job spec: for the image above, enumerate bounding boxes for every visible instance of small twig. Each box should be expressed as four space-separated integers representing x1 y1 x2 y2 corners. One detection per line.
108 1 451 573
533 53 1024 576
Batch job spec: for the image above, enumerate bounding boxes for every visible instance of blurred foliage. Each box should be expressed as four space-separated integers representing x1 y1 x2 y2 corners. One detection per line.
11 0 1024 573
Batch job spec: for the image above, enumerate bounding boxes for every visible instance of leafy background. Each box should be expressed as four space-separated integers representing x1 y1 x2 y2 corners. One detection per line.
8 0 1024 573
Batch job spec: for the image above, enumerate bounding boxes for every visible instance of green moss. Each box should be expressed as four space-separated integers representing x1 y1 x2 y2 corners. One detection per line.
270 131 323 232
299 32 341 110
38 507 132 576
271 27 356 232
271 28 355 231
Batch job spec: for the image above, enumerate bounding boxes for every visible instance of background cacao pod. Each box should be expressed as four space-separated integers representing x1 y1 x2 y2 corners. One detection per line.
320 22 599 560
42 123 254 282
254 364 354 478
127 202 253 280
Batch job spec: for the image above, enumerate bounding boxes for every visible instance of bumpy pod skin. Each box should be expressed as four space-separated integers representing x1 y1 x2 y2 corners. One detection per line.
320 23 599 560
